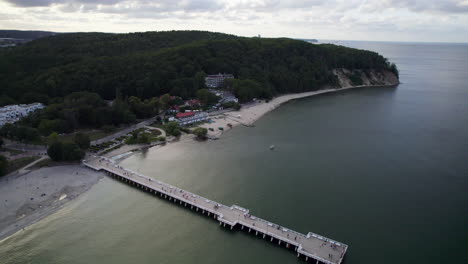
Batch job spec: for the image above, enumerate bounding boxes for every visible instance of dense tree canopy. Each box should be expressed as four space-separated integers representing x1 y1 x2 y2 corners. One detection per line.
0 31 397 106
0 155 7 176
47 141 84 161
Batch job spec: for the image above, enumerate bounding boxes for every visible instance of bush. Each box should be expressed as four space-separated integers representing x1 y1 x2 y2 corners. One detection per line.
164 121 182 137
47 141 84 161
125 131 150 144
193 127 208 140
0 124 41 143
74 133 90 149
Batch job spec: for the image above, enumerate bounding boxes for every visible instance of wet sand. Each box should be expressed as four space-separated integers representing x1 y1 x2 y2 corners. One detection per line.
0 165 104 241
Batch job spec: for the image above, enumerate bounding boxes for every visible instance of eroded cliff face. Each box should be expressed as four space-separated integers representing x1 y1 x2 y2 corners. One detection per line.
333 69 399 88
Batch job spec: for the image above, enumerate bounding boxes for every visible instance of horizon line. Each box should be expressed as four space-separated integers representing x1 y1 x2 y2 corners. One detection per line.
1 28 467 44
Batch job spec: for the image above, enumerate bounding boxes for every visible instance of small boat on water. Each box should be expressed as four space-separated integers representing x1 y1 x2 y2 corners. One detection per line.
269 145 275 150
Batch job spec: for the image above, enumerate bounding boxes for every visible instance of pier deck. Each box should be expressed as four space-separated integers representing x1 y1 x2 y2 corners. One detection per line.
84 156 348 264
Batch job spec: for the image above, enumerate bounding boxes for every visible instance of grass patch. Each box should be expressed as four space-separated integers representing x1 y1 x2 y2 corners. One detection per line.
6 156 40 174
101 144 123 154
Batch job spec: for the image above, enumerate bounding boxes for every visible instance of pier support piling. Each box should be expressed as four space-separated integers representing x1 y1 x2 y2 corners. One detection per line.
88 161 348 264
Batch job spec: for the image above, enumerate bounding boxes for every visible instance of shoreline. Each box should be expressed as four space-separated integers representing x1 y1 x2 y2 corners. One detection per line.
0 83 397 243
0 165 104 242
118 83 399 162
201 83 398 138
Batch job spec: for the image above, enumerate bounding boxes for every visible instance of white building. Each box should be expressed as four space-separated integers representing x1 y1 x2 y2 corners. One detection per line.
0 103 45 127
205 73 234 88
209 89 239 104
176 111 209 126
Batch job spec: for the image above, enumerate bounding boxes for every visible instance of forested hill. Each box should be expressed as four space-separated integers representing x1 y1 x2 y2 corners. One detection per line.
0 30 398 105
0 30 56 40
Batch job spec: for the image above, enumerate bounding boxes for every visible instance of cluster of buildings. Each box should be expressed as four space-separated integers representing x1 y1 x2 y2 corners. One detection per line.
205 73 234 88
164 73 239 126
0 103 45 127
174 111 210 126
209 89 238 105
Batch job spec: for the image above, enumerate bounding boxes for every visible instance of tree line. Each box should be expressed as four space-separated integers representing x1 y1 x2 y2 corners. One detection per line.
0 31 398 106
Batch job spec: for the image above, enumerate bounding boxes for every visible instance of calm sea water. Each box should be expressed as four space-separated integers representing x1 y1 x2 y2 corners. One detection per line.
1 41 467 264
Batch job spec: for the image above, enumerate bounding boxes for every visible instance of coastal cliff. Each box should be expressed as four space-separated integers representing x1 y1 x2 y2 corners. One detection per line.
333 69 399 88
0 30 399 106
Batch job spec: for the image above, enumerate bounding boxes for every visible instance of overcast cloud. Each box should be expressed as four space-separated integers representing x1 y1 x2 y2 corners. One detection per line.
1 0 467 42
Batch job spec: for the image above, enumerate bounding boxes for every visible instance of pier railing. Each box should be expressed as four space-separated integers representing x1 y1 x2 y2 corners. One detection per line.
83 156 348 264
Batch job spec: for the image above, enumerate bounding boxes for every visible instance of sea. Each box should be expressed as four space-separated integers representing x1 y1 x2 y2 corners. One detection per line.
0 41 467 264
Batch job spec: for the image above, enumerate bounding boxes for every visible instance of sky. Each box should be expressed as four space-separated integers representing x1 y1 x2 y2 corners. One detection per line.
0 0 467 43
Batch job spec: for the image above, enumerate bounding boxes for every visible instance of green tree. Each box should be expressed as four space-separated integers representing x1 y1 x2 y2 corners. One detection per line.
138 133 150 144
193 71 206 90
0 137 3 148
47 132 59 145
164 121 181 137
149 97 161 114
196 89 219 106
74 133 90 149
193 127 208 140
0 155 7 176
38 119 69 136
160 94 172 111
47 141 84 161
47 141 63 161
62 142 85 160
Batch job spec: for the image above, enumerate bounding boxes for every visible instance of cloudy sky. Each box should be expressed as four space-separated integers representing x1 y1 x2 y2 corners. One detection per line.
1 0 467 42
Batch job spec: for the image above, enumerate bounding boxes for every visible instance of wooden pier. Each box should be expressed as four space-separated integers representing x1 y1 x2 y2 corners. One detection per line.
83 156 348 264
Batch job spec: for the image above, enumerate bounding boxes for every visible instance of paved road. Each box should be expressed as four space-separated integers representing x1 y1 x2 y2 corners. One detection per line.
3 139 47 152
91 117 157 146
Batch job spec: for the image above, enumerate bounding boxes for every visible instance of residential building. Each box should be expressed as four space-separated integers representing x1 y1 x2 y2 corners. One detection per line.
176 111 209 126
205 73 234 88
0 103 45 127
209 89 239 104
185 99 201 107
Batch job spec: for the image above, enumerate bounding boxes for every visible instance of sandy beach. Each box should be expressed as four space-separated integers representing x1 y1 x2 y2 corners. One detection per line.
201 84 395 138
0 83 396 242
0 165 104 241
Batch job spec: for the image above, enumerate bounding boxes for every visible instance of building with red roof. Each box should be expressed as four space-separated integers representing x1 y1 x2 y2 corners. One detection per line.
176 111 209 126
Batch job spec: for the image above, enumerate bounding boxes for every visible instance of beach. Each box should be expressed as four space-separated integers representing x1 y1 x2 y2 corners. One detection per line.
0 165 104 241
201 84 396 138
0 84 396 242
